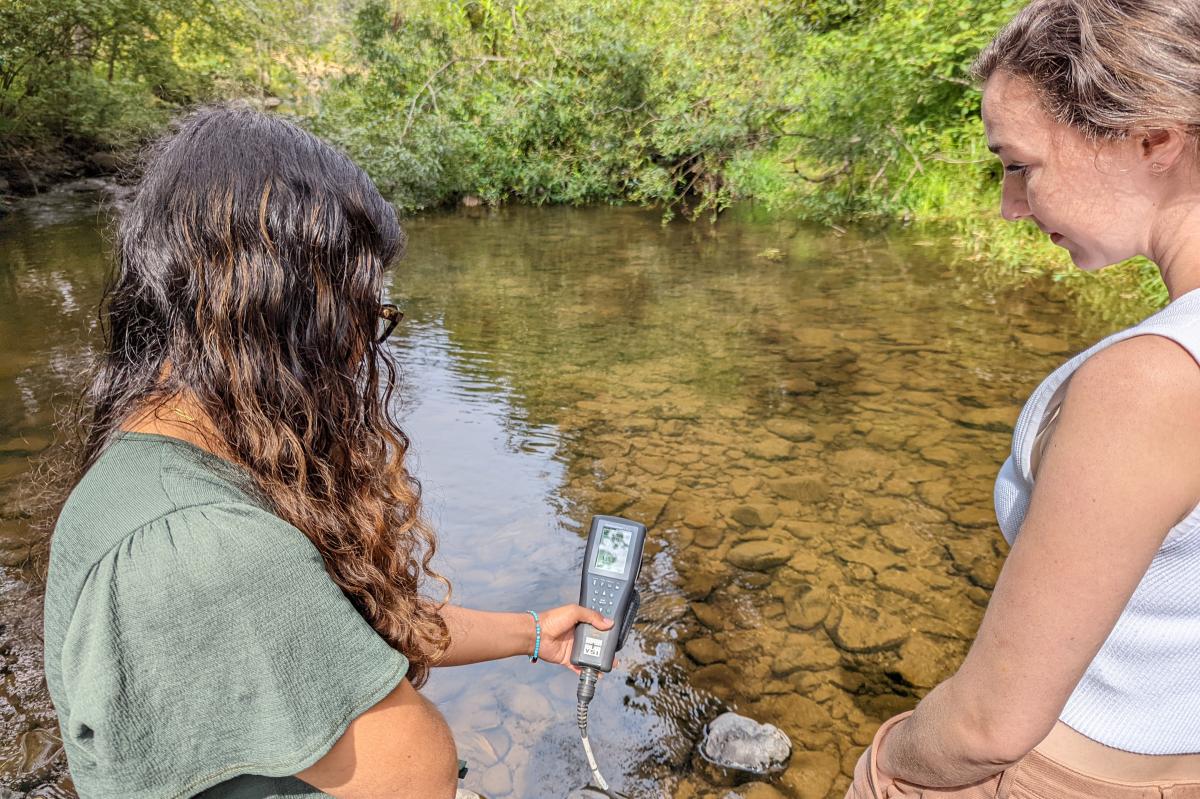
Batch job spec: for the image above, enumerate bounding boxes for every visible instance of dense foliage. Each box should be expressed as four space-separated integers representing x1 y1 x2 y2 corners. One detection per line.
0 0 1170 312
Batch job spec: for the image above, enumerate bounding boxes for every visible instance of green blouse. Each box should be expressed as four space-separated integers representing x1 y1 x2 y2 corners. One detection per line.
42 431 410 798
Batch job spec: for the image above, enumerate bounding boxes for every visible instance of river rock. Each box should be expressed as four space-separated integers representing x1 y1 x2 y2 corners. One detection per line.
502 683 554 723
827 448 894 477
730 476 760 498
731 504 780 528
725 783 786 799
770 636 841 675
691 601 725 631
791 326 841 349
692 663 739 700
782 584 830 630
700 712 792 774
694 525 725 548
779 749 842 799
478 762 512 796
919 444 961 467
13 728 61 780
685 637 727 665
956 406 1020 433
455 791 482 799
781 376 819 395
764 419 815 442
950 505 995 529
1013 330 1069 355
0 521 31 568
828 604 909 653
767 477 828 503
747 437 794 461
727 540 790 571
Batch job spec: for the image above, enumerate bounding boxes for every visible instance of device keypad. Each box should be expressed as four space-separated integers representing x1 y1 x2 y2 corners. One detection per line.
588 575 624 617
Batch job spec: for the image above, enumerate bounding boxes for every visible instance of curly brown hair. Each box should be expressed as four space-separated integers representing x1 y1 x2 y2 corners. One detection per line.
33 103 450 687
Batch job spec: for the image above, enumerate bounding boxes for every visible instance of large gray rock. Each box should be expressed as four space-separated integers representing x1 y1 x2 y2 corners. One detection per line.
700 711 792 774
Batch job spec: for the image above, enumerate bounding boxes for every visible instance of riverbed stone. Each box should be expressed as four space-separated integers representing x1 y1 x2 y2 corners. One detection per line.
700 712 792 774
731 504 780 528
950 505 996 529
693 525 726 548
691 602 725 631
919 444 961 467
455 790 482 799
779 749 841 799
876 567 926 600
730 476 760 498
1013 330 1068 355
692 663 740 701
782 584 831 631
781 376 820 395
727 540 790 571
827 448 894 477
0 521 31 568
956 406 1020 433
772 644 840 677
726 782 787 799
767 477 828 503
828 604 909 653
685 637 727 665
502 683 554 723
764 419 815 442
835 544 895 574
747 437 794 461
478 762 513 796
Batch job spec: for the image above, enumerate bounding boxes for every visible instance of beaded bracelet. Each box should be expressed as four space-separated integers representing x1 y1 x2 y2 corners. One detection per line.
526 610 542 663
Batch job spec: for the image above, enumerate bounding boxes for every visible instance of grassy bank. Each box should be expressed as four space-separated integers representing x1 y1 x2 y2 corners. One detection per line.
0 0 1171 320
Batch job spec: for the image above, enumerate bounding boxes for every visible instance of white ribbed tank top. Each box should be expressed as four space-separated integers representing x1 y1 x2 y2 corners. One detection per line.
994 287 1200 754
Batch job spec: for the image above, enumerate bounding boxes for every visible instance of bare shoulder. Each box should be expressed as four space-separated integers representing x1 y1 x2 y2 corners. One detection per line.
1049 332 1200 522
1067 333 1200 417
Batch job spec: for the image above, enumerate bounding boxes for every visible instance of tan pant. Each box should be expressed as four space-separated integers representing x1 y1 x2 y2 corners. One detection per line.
846 712 1200 798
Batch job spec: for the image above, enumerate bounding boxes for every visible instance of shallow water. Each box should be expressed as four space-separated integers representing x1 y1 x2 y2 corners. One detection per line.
0 192 1108 798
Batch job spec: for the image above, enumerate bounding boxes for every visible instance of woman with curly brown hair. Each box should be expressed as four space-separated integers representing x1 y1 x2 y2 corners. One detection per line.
40 104 612 799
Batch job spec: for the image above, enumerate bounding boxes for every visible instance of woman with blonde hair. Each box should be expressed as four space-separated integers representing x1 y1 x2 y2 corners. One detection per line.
847 1 1200 797
41 104 611 798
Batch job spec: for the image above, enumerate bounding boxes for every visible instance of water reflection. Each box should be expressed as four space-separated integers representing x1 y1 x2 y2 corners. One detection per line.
1 196 1108 798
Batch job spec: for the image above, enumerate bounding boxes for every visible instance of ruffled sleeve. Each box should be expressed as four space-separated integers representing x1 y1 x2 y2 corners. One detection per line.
57 501 409 799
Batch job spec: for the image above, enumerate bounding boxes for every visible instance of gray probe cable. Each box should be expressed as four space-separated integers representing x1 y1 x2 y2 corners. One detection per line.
576 667 610 791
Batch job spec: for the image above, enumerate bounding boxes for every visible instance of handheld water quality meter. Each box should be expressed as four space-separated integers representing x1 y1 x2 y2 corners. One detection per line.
571 515 646 671
570 515 647 795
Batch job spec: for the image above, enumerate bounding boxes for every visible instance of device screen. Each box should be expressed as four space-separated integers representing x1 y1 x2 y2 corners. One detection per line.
593 524 632 576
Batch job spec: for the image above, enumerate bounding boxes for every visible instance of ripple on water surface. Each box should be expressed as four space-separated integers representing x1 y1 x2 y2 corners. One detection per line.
0 199 1104 798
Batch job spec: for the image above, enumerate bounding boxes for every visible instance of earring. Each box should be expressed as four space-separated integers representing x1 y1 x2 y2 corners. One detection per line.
1151 163 1165 174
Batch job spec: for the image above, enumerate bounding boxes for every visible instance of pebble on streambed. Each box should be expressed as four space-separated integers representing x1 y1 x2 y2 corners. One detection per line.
699 712 793 775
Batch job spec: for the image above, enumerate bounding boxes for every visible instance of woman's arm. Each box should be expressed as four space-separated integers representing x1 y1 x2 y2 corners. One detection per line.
436 604 614 668
297 677 459 799
877 335 1200 787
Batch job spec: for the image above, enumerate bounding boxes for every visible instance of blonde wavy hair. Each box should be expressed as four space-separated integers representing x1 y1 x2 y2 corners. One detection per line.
973 0 1200 147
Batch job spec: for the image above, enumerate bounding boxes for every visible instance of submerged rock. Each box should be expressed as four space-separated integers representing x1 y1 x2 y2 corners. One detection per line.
730 504 780 528
727 540 790 571
828 604 909 653
700 712 792 774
